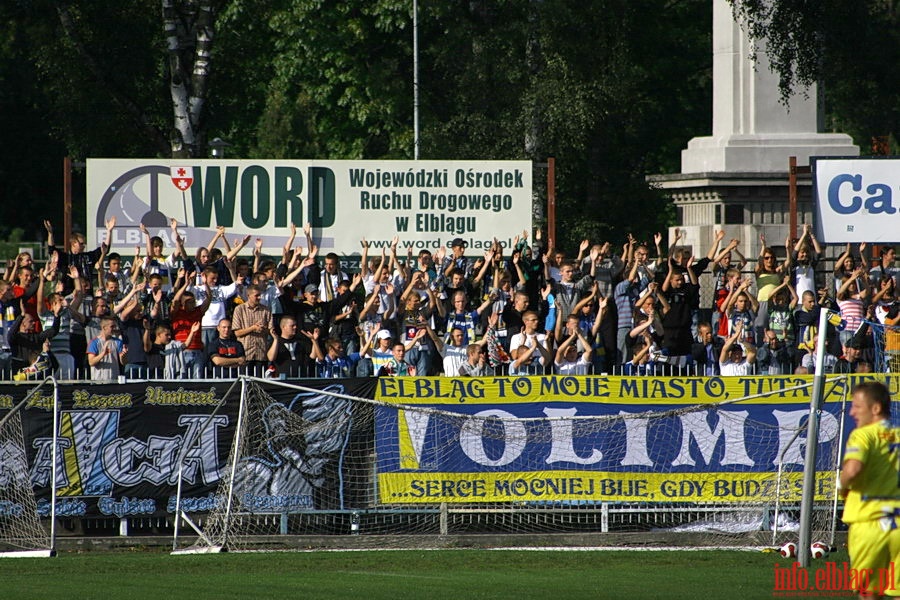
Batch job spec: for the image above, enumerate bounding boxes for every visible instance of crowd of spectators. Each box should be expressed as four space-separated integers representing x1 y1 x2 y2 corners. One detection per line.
0 219 888 381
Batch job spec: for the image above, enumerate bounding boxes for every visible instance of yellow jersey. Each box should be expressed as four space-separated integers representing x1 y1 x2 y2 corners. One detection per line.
842 420 900 523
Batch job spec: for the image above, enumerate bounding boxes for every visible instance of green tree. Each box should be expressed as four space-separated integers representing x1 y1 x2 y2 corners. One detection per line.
415 0 710 249
3 0 713 252
729 0 900 154
6 0 220 158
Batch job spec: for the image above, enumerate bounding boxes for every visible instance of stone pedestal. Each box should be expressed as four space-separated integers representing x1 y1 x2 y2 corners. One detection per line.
653 0 857 259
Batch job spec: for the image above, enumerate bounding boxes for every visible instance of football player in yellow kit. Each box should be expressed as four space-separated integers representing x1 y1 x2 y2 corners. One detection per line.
841 381 900 599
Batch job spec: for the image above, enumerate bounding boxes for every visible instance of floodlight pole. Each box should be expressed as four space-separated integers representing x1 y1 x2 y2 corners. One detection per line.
63 157 73 251
797 307 830 567
413 0 419 160
547 158 555 250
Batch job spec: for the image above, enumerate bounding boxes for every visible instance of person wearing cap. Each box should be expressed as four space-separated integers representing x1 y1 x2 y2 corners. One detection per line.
719 320 757 376
293 284 330 357
358 323 395 376
440 238 472 280
292 276 360 361
834 322 873 374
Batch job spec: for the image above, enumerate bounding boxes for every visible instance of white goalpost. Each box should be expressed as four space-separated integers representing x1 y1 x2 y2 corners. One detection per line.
0 377 59 558
171 377 244 554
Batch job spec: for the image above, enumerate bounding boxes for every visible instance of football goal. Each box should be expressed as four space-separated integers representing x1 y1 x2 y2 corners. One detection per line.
0 377 59 558
173 374 849 553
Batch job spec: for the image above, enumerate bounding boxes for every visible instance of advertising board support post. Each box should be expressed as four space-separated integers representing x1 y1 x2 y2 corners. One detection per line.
787 156 810 243
797 307 831 567
535 158 555 247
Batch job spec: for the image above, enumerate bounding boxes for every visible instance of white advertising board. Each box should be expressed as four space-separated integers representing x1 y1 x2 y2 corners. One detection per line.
813 157 900 243
86 159 533 256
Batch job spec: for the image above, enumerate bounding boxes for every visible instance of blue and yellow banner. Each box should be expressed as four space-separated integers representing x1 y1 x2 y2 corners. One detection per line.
0 378 375 518
375 374 892 504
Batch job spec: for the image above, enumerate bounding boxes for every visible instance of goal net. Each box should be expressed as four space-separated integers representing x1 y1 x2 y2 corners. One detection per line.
174 374 850 553
0 378 58 558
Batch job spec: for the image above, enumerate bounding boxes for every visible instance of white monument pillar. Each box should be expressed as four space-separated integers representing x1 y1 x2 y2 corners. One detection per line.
681 0 857 173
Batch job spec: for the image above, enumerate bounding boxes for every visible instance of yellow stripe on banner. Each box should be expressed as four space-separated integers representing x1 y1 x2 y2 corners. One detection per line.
397 409 420 470
57 413 83 496
375 374 889 406
377 471 835 504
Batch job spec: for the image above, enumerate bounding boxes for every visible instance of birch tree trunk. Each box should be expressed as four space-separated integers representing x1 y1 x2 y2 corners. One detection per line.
163 0 215 158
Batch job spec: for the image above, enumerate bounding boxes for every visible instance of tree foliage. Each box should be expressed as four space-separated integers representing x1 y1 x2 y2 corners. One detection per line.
729 0 900 153
4 0 717 248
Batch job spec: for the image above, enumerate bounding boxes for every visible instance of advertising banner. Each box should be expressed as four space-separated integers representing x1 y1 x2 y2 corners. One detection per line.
86 159 533 257
813 156 900 243
373 374 876 504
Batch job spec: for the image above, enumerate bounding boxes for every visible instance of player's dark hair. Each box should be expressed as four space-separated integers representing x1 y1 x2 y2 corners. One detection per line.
853 381 891 417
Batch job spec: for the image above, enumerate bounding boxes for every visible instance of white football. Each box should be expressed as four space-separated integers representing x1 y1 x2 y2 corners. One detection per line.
779 542 797 558
811 542 829 559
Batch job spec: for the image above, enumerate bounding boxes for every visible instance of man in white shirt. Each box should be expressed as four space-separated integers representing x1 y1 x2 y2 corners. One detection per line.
719 321 757 376
509 310 550 375
190 266 239 361
440 327 469 376
554 329 593 375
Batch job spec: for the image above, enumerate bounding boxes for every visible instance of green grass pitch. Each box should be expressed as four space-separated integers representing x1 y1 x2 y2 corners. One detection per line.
3 547 852 599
